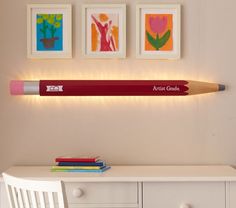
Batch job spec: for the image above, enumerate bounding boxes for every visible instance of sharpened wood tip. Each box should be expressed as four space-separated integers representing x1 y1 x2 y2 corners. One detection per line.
218 84 225 91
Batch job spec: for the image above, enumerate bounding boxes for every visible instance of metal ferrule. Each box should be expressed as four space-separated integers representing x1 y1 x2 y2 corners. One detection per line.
24 81 40 95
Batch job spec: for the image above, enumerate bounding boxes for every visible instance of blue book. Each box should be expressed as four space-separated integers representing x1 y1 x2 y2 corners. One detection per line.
52 166 111 173
58 160 105 167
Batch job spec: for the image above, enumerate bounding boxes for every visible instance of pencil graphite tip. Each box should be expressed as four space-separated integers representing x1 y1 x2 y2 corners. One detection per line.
218 84 226 91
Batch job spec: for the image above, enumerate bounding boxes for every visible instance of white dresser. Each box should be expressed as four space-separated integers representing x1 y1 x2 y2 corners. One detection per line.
1 166 236 208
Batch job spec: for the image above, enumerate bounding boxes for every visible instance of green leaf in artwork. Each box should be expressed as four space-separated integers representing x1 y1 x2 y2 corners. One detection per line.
158 30 171 49
146 30 171 50
146 31 159 50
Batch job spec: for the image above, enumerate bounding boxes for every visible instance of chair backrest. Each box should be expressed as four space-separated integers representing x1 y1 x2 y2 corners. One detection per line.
2 173 68 208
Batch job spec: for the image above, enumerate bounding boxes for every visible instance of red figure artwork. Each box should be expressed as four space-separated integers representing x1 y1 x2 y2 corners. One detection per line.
91 14 119 52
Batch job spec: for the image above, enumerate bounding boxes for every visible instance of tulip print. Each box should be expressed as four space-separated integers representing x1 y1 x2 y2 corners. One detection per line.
145 14 173 51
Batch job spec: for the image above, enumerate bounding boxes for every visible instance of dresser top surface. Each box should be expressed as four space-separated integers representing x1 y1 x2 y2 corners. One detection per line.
1 166 236 182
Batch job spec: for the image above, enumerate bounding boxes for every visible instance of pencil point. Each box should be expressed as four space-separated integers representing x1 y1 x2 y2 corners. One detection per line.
218 84 225 91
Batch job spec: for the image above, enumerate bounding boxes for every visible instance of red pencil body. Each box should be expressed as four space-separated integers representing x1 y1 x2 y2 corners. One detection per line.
40 80 189 96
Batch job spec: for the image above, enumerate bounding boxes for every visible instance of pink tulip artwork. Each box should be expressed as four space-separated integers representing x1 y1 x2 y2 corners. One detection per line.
150 16 167 34
91 13 119 52
145 14 173 51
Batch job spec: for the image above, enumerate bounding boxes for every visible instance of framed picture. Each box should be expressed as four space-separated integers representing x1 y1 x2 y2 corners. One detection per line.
27 4 72 59
136 4 181 60
82 4 126 58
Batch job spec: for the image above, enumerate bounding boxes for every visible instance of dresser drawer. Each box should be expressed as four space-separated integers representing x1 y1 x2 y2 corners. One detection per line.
65 182 138 204
143 182 225 208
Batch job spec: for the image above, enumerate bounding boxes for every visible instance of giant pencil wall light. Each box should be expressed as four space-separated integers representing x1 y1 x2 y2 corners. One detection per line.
10 80 225 96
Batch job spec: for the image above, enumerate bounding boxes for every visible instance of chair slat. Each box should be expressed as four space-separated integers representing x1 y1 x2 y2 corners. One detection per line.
48 192 55 208
22 190 30 208
16 188 24 208
12 187 20 208
39 191 46 208
5 185 14 208
58 192 66 208
30 191 38 208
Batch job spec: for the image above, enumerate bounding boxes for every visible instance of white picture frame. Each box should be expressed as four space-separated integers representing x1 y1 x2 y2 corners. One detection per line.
82 4 126 59
27 4 72 59
136 4 181 60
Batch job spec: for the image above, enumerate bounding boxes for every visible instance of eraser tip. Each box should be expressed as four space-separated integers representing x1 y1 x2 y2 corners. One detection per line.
10 80 24 95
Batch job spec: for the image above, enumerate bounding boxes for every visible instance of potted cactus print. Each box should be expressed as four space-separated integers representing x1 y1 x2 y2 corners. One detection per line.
37 14 63 51
27 4 72 58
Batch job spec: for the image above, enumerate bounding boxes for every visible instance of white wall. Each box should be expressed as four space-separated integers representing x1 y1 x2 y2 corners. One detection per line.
0 0 236 172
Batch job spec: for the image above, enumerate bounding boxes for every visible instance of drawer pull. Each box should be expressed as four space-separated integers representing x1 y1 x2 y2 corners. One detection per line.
72 188 83 198
180 203 191 208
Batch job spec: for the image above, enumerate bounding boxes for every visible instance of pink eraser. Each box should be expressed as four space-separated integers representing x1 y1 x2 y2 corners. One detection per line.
10 80 24 95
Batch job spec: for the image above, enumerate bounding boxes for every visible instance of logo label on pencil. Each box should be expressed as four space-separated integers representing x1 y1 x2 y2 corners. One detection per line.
153 85 181 92
46 85 63 92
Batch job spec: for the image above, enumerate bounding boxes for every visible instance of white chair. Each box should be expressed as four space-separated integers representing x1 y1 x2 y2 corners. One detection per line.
2 173 68 208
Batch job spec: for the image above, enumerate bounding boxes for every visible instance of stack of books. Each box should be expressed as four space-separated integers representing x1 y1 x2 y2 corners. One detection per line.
51 156 110 173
